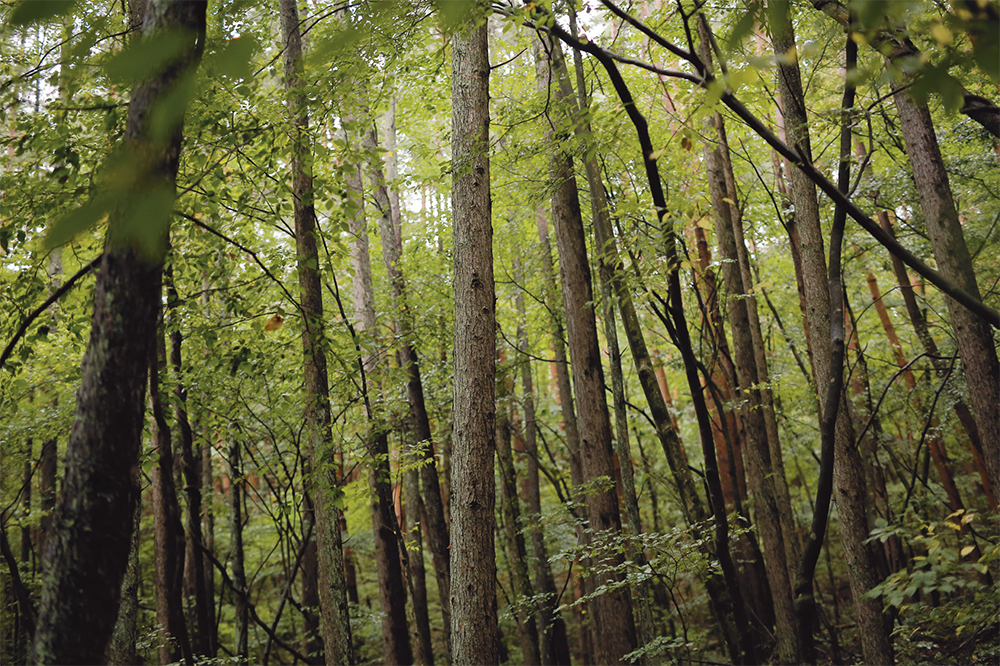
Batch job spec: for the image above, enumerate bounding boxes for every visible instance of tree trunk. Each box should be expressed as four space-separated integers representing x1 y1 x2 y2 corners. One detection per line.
344 116 413 665
496 357 541 665
166 267 211 659
150 326 192 666
450 15 499 665
403 464 434 665
698 18 800 662
229 439 248 664
890 82 1000 496
30 3 206 662
536 33 637 665
514 261 571 666
376 90 453 660
552 24 753 664
278 1 354 661
770 6 895 663
106 492 142 665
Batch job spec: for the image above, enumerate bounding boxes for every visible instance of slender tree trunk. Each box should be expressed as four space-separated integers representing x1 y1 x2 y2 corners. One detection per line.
889 84 1000 496
166 267 211 659
150 326 192 666
229 439 248 664
514 261 571 666
553 24 753 664
345 117 413 665
697 18 800 662
376 94 453 658
561 26 656 654
771 8 895 663
30 3 207 662
278 2 354 661
496 357 542 665
200 428 217 657
536 33 637 665
403 464 434 665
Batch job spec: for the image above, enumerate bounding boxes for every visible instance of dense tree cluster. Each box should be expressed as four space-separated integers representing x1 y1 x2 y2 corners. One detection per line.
1 0 998 664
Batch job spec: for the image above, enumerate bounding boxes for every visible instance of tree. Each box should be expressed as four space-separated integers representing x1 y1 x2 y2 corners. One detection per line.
30 1 207 662
449 8 498 665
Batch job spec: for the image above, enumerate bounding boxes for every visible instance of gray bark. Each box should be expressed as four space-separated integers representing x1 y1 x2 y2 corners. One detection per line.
449 16 499 666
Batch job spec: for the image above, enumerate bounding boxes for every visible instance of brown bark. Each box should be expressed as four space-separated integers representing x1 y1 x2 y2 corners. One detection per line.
107 498 142 665
771 6 895 663
166 268 211 659
698 19 800 662
496 358 541 665
890 84 1000 499
514 269 571 666
403 465 434 665
537 36 638 664
278 1 354 661
537 205 592 666
150 328 192 666
449 16 499 665
345 117 412 665
229 439 248 664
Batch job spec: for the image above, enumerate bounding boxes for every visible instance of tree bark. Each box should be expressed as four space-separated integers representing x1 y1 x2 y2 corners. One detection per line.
496 357 541 665
278 1 354 662
31 4 206 662
770 6 895 663
449 14 499 666
107 495 142 665
514 260 571 666
536 33 637 665
697 17 800 663
150 325 192 666
229 439 248 664
376 90 453 660
890 81 1000 497
166 266 211 659
345 117 413 666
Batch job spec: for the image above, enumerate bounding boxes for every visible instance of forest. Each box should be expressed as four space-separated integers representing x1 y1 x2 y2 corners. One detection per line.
0 0 998 664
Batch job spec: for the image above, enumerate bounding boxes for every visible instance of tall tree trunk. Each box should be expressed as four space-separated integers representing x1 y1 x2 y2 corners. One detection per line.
561 23 656 654
403 464 434 665
551 22 753 663
697 17 800 663
278 1 354 662
383 93 436 666
31 2 206 662
450 15 499 665
496 357 541 665
770 6 895 663
229 439 248 664
889 81 1000 496
150 327 192 666
166 267 211 659
514 261 571 666
535 33 637 666
376 91 453 660
200 425 217 658
344 118 413 665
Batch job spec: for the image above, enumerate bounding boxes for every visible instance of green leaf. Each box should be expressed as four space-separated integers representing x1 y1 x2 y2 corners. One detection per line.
105 30 193 85
214 36 257 80
431 0 477 29
8 0 75 26
45 196 114 249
